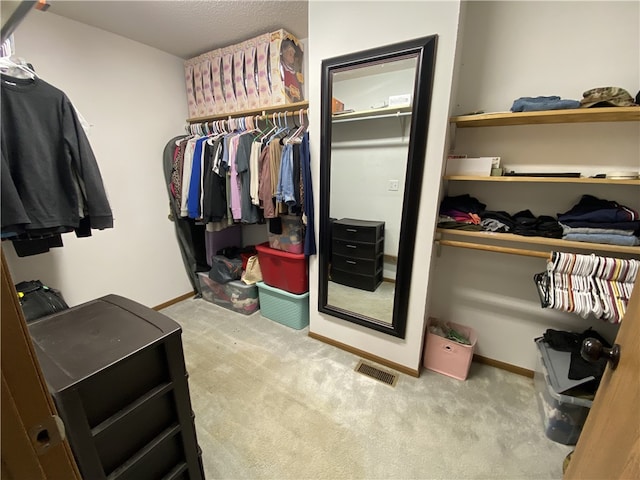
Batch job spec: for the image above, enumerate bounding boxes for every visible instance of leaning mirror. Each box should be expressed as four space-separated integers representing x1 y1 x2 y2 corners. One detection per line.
319 36 437 338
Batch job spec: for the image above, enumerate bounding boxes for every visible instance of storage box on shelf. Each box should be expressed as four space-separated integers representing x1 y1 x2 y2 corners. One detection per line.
534 338 593 445
423 319 477 380
197 272 259 315
27 295 202 480
268 215 303 253
269 29 305 105
255 242 308 294
185 28 304 119
444 156 499 176
257 281 309 329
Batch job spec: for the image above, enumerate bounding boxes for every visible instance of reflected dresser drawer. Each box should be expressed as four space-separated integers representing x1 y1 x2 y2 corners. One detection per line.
332 238 383 258
332 253 383 276
331 268 384 292
332 218 385 243
330 218 384 292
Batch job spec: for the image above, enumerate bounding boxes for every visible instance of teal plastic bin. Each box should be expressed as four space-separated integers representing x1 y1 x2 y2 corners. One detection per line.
256 282 309 329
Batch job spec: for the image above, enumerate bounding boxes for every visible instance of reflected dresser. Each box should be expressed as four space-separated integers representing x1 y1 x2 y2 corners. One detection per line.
330 218 384 292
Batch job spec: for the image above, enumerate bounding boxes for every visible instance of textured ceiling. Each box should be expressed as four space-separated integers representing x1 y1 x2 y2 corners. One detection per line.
48 0 309 59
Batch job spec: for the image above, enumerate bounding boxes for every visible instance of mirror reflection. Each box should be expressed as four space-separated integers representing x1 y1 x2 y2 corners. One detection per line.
319 35 437 338
327 56 418 325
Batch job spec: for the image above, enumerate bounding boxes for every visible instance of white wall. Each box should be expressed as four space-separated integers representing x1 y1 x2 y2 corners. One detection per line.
5 11 193 308
431 1 640 370
308 0 463 371
332 62 417 111
330 65 414 260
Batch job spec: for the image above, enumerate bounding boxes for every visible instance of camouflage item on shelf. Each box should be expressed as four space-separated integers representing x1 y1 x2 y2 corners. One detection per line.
580 87 637 108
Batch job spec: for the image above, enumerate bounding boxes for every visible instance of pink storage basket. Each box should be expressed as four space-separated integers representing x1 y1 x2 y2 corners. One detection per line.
423 320 477 380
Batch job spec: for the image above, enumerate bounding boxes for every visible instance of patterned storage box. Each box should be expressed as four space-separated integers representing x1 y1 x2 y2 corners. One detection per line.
268 215 303 253
269 29 304 105
184 29 304 117
256 282 309 329
197 273 259 315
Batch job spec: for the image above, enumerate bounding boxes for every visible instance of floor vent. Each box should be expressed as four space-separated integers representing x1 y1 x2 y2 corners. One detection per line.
355 360 398 387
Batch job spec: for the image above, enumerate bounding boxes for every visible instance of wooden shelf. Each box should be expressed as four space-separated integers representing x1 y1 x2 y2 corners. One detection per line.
187 100 309 124
450 106 640 128
332 105 412 122
436 228 640 256
444 175 640 185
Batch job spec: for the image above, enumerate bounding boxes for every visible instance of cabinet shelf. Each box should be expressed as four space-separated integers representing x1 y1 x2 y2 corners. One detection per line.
444 175 640 185
187 100 309 124
332 105 412 123
450 106 640 128
436 229 640 256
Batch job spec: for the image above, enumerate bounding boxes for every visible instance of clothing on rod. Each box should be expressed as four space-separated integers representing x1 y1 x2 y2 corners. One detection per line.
1 73 113 256
169 113 315 254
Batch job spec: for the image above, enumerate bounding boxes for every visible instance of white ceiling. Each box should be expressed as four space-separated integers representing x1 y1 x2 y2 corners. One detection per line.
47 0 309 59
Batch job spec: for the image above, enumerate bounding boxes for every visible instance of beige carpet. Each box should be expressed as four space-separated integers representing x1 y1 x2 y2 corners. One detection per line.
161 298 572 479
327 280 395 324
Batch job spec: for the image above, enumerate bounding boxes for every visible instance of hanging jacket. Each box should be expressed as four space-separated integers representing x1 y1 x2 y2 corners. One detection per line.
1 75 113 234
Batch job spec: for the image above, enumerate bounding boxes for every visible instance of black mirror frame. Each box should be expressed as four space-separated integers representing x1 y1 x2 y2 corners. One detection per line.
318 35 438 339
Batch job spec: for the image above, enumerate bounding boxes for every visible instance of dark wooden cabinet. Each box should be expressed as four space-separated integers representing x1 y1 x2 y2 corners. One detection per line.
330 218 384 291
28 295 204 480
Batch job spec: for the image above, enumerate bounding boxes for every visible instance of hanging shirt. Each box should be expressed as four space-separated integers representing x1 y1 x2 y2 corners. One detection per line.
258 145 276 218
202 138 227 223
268 138 283 198
276 143 296 206
187 136 208 219
249 140 262 206
300 133 316 256
1 75 112 234
292 143 302 213
220 134 235 225
180 137 198 217
228 134 242 220
170 138 189 216
236 132 260 223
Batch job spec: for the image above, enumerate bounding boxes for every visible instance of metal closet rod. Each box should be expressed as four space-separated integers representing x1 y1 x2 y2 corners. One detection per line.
188 108 308 129
188 107 308 125
332 111 411 124
437 239 551 259
256 109 308 120
1 0 49 44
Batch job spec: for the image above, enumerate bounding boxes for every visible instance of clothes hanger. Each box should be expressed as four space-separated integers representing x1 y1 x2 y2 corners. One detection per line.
262 113 281 143
285 109 306 144
277 111 289 136
256 115 272 141
0 55 36 80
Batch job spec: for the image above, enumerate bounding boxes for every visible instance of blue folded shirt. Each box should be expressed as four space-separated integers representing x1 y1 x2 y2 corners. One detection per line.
511 96 581 112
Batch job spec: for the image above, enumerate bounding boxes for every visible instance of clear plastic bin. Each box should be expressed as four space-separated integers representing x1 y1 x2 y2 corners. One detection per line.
534 339 593 445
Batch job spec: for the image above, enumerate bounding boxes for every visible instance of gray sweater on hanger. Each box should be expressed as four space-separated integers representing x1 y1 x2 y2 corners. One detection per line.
1 75 113 234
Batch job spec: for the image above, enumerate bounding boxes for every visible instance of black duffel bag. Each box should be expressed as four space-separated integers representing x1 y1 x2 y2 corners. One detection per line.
15 280 69 322
208 255 243 284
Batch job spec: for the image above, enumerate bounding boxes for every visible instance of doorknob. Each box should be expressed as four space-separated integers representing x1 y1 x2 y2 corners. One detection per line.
580 338 620 370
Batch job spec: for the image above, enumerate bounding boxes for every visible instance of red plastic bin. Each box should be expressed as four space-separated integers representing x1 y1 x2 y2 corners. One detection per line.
255 242 308 294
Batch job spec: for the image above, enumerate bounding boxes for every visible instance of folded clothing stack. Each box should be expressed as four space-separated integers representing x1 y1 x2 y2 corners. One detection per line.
557 195 640 246
438 194 485 231
438 194 563 238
